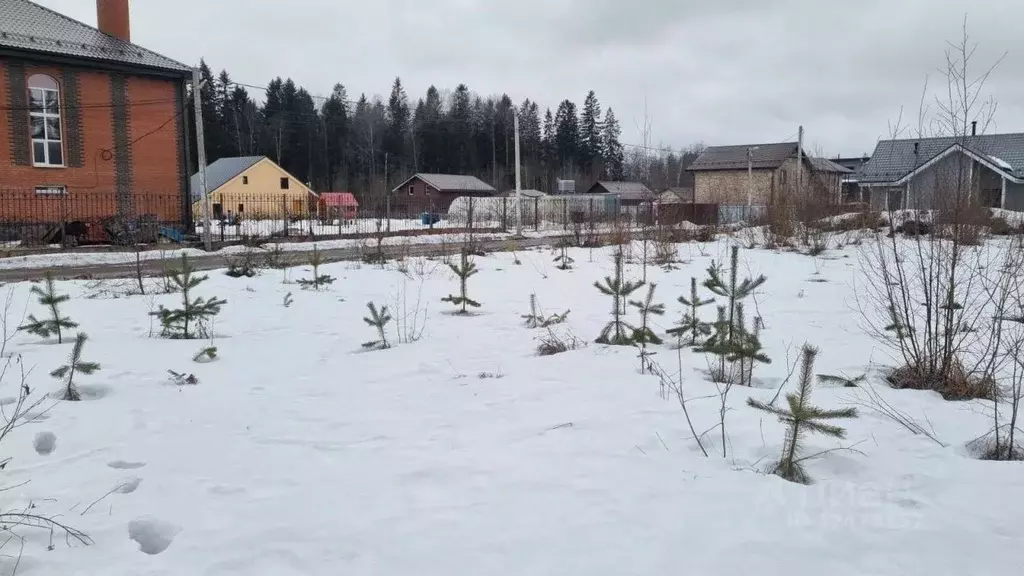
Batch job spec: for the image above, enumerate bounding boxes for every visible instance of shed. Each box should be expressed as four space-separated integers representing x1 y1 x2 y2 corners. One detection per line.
319 193 359 221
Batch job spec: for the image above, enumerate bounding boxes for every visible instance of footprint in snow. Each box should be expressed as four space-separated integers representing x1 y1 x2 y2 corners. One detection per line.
128 516 181 555
116 477 142 494
34 431 57 455
108 460 146 470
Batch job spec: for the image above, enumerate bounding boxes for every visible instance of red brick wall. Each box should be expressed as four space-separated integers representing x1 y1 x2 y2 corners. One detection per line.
392 177 491 212
0 58 184 226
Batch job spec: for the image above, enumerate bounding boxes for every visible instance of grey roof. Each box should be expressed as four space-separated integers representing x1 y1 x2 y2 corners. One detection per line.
833 156 871 172
398 174 496 193
688 142 799 171
190 156 264 199
659 187 694 202
809 157 853 174
589 181 655 200
858 134 1024 184
0 0 191 75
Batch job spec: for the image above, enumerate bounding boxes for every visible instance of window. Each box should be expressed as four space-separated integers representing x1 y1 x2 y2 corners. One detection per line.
779 170 787 185
237 203 245 213
28 74 63 167
242 176 249 185
408 185 415 196
425 186 431 197
280 177 289 190
35 185 66 195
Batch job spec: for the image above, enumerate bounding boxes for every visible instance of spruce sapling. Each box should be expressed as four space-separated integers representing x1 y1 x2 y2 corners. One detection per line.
704 246 766 349
50 332 100 401
441 250 481 314
594 252 644 345
747 345 858 484
630 283 665 373
362 302 393 350
150 254 227 339
297 245 335 290
666 277 715 347
20 273 77 344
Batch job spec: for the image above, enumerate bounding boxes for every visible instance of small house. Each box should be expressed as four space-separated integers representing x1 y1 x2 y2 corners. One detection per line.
190 156 318 220
391 173 497 212
585 181 655 206
658 187 694 204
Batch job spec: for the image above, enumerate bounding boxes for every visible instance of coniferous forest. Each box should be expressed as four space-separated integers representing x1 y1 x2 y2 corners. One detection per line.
189 60 704 200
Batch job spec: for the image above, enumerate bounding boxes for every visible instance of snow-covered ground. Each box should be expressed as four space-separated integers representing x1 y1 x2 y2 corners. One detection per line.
1 238 1021 575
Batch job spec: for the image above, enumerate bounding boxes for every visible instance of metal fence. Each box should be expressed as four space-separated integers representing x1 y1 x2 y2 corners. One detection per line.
718 205 767 225
0 187 184 247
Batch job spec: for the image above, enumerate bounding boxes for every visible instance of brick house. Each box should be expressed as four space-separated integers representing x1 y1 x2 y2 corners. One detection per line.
390 173 496 212
0 0 192 241
688 142 846 206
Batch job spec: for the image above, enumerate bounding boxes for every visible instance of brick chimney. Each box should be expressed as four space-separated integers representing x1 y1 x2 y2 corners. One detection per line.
97 0 131 42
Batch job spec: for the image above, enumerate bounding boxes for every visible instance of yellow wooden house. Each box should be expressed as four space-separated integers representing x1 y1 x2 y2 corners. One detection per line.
190 156 318 219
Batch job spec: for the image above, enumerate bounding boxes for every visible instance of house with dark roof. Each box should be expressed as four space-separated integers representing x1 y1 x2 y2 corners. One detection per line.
190 156 318 219
0 0 193 236
856 134 1024 211
687 142 847 206
391 173 497 211
585 181 655 206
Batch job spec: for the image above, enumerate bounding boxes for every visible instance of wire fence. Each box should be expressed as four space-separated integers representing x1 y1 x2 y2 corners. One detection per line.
1 187 728 250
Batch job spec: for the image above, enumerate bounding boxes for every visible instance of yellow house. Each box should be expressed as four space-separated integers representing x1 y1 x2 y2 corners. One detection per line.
190 156 318 219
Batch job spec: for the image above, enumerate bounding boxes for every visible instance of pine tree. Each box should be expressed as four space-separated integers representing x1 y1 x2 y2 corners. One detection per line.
666 277 715 347
553 100 580 170
594 252 644 345
521 294 568 328
579 90 604 177
297 245 335 291
728 302 771 387
20 273 77 344
50 332 100 402
442 250 481 314
698 305 734 382
601 108 625 181
630 283 665 346
747 345 858 484
385 77 410 176
362 302 393 350
151 254 227 340
704 246 766 349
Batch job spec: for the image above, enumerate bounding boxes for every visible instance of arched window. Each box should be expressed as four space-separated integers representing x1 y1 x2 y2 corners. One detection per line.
28 74 63 167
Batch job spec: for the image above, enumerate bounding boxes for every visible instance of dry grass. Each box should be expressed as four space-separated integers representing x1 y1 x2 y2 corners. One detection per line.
888 360 995 401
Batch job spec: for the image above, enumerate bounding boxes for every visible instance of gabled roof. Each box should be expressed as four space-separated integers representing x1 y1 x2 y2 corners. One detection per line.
394 174 496 193
589 181 655 200
858 134 1024 184
0 0 191 76
659 187 694 203
190 156 265 198
809 157 853 174
688 142 800 171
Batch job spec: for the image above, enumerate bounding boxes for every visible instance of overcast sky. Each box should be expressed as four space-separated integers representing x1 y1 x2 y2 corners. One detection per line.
38 0 1024 158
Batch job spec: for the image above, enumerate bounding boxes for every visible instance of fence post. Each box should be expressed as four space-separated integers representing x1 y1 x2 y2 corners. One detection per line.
534 197 539 232
502 197 508 232
385 196 392 234
562 199 568 231
467 196 475 243
588 197 595 229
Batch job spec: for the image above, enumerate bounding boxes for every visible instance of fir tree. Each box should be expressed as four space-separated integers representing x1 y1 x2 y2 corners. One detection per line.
579 90 604 175
601 108 625 181
594 252 644 345
666 277 715 347
20 273 77 344
362 302 393 350
630 284 665 374
296 245 335 291
151 254 227 340
50 332 100 402
704 246 766 349
747 345 858 484
442 250 481 314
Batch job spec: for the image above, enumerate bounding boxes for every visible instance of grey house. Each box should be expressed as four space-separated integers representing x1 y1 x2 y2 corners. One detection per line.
856 134 1024 211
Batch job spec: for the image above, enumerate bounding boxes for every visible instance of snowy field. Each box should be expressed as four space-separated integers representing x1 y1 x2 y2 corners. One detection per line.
1 237 1022 575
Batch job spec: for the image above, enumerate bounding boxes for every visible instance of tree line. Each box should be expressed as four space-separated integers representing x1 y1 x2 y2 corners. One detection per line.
189 60 704 199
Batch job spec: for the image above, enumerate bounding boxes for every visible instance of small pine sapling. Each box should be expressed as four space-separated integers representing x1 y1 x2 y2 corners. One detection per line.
594 252 644 345
818 373 867 388
50 332 100 401
362 302 393 350
442 250 481 314
747 345 858 484
150 254 227 340
666 277 715 348
728 302 771 386
698 306 734 383
193 346 218 363
704 245 766 349
554 241 575 270
630 283 665 373
297 245 335 291
521 294 570 329
20 273 78 343
282 292 294 308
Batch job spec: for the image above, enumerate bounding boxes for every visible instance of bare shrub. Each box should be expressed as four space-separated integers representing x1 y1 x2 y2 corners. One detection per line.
536 326 585 356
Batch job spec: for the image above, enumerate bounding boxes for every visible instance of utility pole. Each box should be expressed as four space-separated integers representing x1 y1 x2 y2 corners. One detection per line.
796 125 804 200
746 146 760 207
514 108 523 236
192 67 212 251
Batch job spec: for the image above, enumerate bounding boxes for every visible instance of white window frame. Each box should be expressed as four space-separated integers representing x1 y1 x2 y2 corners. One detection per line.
28 75 64 168
35 185 67 196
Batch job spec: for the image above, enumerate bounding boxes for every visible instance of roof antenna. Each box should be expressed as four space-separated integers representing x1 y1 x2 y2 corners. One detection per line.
971 120 977 136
